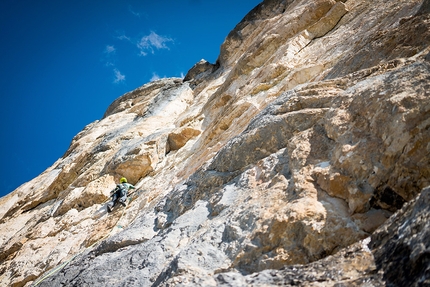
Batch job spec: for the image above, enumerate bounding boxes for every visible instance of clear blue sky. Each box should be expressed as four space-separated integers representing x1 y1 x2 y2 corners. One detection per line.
0 0 261 197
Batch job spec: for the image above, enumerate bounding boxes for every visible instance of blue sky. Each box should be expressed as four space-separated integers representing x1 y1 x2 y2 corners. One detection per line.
0 0 261 197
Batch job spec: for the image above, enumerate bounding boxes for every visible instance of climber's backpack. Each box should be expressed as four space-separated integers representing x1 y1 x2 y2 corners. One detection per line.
116 183 128 197
112 183 127 198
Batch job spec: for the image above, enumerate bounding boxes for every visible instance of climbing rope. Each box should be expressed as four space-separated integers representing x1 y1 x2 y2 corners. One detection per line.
32 192 136 286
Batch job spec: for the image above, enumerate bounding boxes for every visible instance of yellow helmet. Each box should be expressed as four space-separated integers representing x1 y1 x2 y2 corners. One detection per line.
120 177 127 183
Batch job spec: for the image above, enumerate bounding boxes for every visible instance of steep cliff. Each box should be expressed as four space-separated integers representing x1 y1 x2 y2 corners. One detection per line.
1 0 429 286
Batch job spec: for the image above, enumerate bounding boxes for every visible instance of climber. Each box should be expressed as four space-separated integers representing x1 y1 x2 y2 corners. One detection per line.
107 177 135 213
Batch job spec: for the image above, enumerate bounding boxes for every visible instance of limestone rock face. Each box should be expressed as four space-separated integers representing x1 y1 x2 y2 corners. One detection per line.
0 0 429 286
205 188 430 286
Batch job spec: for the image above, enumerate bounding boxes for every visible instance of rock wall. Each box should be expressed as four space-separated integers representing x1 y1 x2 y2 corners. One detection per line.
0 0 429 286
